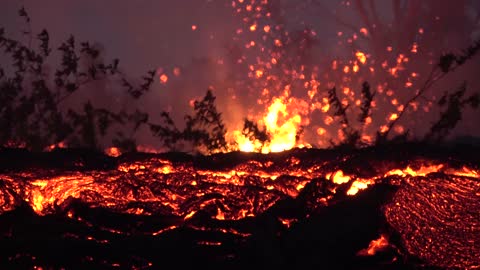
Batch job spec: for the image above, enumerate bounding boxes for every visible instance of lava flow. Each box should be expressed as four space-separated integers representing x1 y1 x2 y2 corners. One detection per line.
0 144 478 269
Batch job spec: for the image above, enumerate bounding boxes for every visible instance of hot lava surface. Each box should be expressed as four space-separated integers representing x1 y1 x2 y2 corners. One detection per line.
0 143 478 269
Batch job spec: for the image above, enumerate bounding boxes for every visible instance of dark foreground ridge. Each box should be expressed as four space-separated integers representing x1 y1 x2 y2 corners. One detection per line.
0 143 479 269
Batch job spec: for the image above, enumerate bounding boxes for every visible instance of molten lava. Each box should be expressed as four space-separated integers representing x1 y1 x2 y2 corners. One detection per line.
0 146 479 268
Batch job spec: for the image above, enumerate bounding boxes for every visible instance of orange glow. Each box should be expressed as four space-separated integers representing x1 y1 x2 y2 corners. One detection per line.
173 67 181 76
105 147 121 157
321 103 330 113
216 209 225 220
385 164 444 177
264 98 300 152
45 141 67 151
278 218 297 228
159 74 168 84
324 116 334 125
389 113 398 121
394 125 404 134
184 211 196 220
358 235 389 256
411 42 418 53
352 64 359 73
230 88 309 153
316 127 326 135
359 27 368 36
328 170 350 184
389 67 398 77
332 60 337 70
445 167 478 178
355 51 367 64
347 178 375 195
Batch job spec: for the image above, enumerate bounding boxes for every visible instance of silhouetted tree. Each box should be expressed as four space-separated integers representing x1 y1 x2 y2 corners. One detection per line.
358 82 375 124
149 111 182 151
0 7 155 151
242 119 270 147
378 40 480 143
424 82 479 142
323 43 480 148
150 89 228 154
184 89 228 153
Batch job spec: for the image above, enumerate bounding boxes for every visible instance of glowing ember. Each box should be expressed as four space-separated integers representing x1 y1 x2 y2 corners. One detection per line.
355 51 367 64
105 147 122 157
45 142 67 151
159 74 168 84
358 235 390 256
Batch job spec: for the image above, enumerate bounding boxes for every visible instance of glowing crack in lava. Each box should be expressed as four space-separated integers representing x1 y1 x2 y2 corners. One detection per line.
0 147 478 268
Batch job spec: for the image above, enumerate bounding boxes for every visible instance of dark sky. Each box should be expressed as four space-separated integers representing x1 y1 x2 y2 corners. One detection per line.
0 0 240 76
3 1 477 84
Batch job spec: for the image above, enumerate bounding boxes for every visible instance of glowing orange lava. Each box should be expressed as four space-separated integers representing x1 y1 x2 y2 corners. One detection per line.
230 94 309 153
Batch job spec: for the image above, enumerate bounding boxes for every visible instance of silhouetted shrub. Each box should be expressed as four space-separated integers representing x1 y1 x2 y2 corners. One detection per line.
150 89 228 154
0 7 155 151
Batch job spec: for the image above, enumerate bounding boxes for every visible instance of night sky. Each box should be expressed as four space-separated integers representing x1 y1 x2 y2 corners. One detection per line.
0 1 242 74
